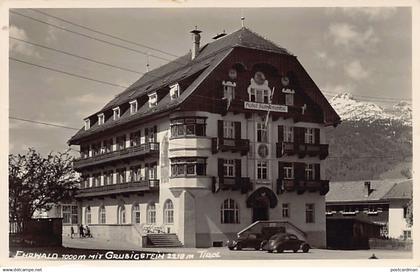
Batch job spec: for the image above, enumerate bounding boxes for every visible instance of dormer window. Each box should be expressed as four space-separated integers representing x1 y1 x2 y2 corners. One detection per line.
282 88 295 106
148 92 158 108
222 81 236 100
97 113 105 125
247 76 271 103
113 107 120 120
84 119 90 130
129 100 138 114
169 83 180 100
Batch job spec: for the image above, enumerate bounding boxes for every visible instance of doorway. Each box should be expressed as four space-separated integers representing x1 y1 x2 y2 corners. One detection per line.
252 206 269 222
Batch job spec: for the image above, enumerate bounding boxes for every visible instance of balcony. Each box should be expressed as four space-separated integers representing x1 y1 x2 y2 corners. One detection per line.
211 137 250 156
218 176 252 194
74 142 159 170
276 142 328 160
277 179 329 195
75 179 159 198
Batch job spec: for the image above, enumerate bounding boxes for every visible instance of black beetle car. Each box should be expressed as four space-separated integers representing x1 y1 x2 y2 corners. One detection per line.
264 233 310 253
227 226 285 250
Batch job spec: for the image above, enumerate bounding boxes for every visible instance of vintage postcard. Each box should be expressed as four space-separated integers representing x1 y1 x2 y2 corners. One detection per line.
1 0 419 270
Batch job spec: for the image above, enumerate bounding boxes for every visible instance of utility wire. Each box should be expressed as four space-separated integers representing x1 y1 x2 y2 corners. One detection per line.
10 36 144 75
10 10 186 65
29 8 180 58
9 116 79 131
10 57 129 88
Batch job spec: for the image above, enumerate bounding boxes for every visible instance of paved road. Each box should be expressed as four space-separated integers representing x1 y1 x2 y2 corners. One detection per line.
62 236 412 260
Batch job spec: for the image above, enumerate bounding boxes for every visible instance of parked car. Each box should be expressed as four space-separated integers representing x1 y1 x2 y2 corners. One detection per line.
227 226 284 250
264 233 310 253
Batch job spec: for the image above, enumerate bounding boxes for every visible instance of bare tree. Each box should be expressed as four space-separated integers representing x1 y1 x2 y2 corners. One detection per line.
9 148 78 232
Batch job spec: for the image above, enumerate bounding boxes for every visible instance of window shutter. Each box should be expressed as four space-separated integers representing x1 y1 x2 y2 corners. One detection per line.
315 164 321 180
278 125 284 143
153 125 158 142
218 159 224 177
315 128 320 144
293 127 300 144
145 128 149 143
145 163 149 180
279 93 285 105
294 163 305 180
278 162 284 180
218 120 224 138
234 122 241 139
277 162 284 194
235 159 241 177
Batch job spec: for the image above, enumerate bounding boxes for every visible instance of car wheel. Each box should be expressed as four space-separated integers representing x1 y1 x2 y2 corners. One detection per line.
254 246 261 250
302 244 310 253
277 248 283 253
228 246 235 250
267 250 273 253
236 244 242 250
293 249 298 253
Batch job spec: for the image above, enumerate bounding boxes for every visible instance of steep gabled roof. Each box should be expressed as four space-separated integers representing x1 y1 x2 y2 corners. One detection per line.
382 180 412 200
326 179 411 203
100 27 291 112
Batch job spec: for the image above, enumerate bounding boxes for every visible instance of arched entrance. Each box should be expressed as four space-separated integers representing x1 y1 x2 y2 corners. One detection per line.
246 187 278 222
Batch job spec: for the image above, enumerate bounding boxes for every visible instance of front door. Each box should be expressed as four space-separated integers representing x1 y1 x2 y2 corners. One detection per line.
252 206 269 222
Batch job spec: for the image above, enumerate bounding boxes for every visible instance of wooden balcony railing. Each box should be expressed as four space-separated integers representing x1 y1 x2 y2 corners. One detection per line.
276 142 328 160
277 179 329 195
73 142 159 170
211 137 250 156
218 176 252 194
75 179 159 198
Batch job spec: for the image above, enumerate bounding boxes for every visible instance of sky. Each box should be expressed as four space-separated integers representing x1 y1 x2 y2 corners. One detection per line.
8 6 412 156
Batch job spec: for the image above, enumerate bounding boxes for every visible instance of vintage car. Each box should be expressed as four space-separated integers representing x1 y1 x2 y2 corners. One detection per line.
264 233 311 253
227 221 294 250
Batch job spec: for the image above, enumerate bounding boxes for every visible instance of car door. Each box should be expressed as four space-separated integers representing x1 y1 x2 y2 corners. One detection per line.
288 234 299 250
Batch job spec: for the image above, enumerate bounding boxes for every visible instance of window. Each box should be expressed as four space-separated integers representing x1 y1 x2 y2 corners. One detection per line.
285 93 294 106
282 203 290 218
99 206 106 224
104 139 113 153
93 173 101 187
170 83 180 100
257 160 268 180
148 164 157 180
129 100 138 114
249 88 270 103
305 128 315 144
145 126 157 143
92 143 100 156
97 113 105 125
116 135 126 150
104 170 113 185
85 206 91 225
257 122 268 142
118 205 126 224
284 126 294 142
223 159 235 177
171 118 206 138
223 121 235 139
164 200 174 224
130 165 142 182
403 230 412 240
130 131 141 147
132 204 140 224
117 168 126 183
148 92 158 107
222 81 236 100
113 107 120 120
170 157 207 177
84 119 90 130
147 203 156 224
305 164 315 180
62 204 78 225
221 199 240 224
284 163 294 179
305 203 315 223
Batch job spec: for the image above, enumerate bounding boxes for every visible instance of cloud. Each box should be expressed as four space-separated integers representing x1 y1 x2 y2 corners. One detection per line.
315 51 336 68
9 25 40 58
328 23 379 51
340 7 397 21
345 60 369 80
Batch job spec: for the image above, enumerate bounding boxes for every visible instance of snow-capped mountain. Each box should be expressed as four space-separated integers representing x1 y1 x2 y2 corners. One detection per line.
328 93 412 126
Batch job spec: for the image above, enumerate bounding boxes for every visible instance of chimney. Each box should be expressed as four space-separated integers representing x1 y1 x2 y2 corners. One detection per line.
190 27 202 60
364 181 373 197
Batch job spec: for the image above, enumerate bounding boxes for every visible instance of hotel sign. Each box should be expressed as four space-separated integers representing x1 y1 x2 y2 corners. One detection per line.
244 101 288 113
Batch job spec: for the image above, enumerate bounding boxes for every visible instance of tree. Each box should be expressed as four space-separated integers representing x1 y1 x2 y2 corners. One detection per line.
9 148 78 232
405 199 413 227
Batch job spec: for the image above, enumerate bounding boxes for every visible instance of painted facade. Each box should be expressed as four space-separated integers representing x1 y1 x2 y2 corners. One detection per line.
68 27 340 248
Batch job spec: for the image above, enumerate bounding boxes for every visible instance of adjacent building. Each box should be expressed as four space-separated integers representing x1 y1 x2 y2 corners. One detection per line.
68 27 340 248
326 179 412 240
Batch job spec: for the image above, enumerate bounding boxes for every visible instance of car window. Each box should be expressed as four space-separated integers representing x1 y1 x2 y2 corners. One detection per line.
289 235 298 240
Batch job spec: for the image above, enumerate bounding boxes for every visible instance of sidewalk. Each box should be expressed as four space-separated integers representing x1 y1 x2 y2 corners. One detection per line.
63 236 413 260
